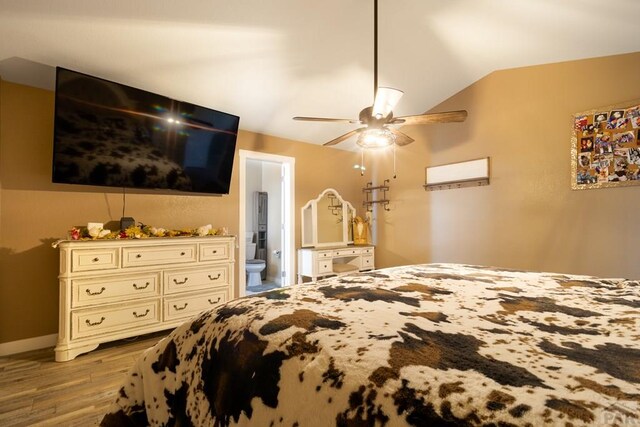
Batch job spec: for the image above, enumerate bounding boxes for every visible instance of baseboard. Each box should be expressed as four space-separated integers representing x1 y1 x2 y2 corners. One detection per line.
0 333 57 357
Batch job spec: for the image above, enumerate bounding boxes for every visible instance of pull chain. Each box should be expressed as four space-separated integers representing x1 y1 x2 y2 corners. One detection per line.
393 144 397 179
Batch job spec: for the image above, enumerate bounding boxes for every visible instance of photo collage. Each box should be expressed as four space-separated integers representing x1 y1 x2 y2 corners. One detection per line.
574 103 640 186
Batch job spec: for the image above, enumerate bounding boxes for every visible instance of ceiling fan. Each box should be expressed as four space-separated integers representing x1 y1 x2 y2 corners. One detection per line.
293 0 467 148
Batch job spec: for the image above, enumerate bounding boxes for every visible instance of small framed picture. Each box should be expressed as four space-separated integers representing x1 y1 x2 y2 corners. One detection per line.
578 152 591 168
575 115 588 132
580 137 594 152
594 112 608 125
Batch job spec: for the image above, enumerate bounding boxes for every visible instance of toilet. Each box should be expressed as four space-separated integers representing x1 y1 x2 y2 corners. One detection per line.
245 232 266 287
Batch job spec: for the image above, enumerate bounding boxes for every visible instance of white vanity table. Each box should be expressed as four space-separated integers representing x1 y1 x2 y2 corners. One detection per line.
297 245 374 283
297 188 374 283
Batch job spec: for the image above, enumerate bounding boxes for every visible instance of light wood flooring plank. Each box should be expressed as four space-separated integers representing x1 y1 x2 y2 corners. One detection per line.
0 331 167 427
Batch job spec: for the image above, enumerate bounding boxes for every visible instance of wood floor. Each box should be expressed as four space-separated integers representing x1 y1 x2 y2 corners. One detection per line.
0 331 169 427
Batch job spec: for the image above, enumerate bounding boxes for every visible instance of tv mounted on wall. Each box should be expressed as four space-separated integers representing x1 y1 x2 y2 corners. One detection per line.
52 67 239 195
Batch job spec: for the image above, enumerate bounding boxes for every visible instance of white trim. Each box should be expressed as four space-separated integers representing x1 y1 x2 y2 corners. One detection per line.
0 333 57 357
239 150 295 297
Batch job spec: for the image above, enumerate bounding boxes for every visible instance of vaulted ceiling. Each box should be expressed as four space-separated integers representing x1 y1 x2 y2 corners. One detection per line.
1 0 639 148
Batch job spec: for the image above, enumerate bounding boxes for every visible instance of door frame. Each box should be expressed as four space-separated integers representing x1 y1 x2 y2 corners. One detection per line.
238 150 295 297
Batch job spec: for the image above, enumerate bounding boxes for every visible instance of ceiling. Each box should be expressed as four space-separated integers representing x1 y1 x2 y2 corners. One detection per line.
1 0 639 149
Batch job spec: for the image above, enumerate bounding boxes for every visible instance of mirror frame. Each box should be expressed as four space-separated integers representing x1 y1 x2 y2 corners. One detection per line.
301 188 355 248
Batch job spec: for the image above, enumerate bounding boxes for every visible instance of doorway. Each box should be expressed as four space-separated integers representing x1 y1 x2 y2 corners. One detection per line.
238 150 295 297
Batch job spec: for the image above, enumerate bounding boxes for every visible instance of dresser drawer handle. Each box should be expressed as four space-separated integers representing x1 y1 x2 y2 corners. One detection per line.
135 254 142 258
180 252 186 256
133 309 150 318
173 303 188 311
86 317 105 327
86 287 106 296
173 277 189 285
208 273 221 281
208 297 221 304
92 257 100 262
132 282 150 290
212 250 218 254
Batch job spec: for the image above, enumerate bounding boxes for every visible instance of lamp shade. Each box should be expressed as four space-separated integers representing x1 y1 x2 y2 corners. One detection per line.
372 87 404 119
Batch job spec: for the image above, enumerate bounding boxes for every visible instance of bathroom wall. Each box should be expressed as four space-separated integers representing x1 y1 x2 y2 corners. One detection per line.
244 158 282 284
245 159 262 234
262 161 282 284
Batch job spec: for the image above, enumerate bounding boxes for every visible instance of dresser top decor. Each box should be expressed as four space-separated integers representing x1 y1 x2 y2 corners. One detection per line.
52 223 229 248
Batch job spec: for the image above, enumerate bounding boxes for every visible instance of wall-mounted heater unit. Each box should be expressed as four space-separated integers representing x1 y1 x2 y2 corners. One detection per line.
423 157 490 191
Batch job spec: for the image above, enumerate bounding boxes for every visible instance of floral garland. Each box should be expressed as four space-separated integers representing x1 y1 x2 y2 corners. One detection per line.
67 223 225 241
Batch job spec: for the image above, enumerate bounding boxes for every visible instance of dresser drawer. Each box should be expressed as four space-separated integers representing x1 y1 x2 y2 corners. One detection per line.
316 251 332 259
122 244 197 268
334 248 360 257
361 247 374 255
200 240 233 262
164 289 229 321
71 273 160 308
164 264 231 294
361 255 375 270
317 260 333 274
71 248 119 272
72 300 160 339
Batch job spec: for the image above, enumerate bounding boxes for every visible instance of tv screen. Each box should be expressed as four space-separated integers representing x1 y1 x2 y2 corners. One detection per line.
52 67 239 194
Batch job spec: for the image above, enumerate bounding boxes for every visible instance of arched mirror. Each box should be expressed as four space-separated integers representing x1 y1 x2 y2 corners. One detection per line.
301 189 355 248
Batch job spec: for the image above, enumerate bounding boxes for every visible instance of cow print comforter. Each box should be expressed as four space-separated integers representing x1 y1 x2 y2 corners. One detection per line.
101 263 640 426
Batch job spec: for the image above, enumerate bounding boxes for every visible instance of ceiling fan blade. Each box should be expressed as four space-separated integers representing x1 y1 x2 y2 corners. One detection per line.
293 116 358 123
323 129 362 146
391 110 468 125
372 87 404 118
388 127 414 146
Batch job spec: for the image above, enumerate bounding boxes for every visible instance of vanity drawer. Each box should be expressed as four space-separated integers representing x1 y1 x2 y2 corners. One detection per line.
317 260 333 274
361 255 375 270
71 248 119 272
316 251 332 259
72 300 160 339
72 272 160 308
361 247 374 255
164 265 231 294
333 248 360 257
122 244 197 268
164 289 229 321
200 240 233 262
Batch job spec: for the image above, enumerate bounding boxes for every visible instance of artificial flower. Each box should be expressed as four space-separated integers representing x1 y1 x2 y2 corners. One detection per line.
196 224 212 237
70 227 80 240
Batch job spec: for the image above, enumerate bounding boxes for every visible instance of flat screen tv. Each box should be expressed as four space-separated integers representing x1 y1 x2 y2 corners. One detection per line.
52 67 239 195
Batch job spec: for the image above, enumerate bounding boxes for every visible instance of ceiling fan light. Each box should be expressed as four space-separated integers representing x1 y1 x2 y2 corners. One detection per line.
356 128 395 149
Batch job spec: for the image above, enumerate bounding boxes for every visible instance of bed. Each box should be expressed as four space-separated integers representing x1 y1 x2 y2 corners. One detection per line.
101 263 640 426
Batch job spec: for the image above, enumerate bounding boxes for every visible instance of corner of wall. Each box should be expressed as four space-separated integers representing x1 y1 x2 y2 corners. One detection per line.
0 76 4 244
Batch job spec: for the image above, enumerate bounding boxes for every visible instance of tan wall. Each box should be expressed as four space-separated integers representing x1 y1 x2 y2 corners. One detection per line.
0 80 369 344
374 52 640 279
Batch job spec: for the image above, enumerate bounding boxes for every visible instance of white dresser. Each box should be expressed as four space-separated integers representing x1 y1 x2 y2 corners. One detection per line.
55 235 235 362
297 245 374 283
